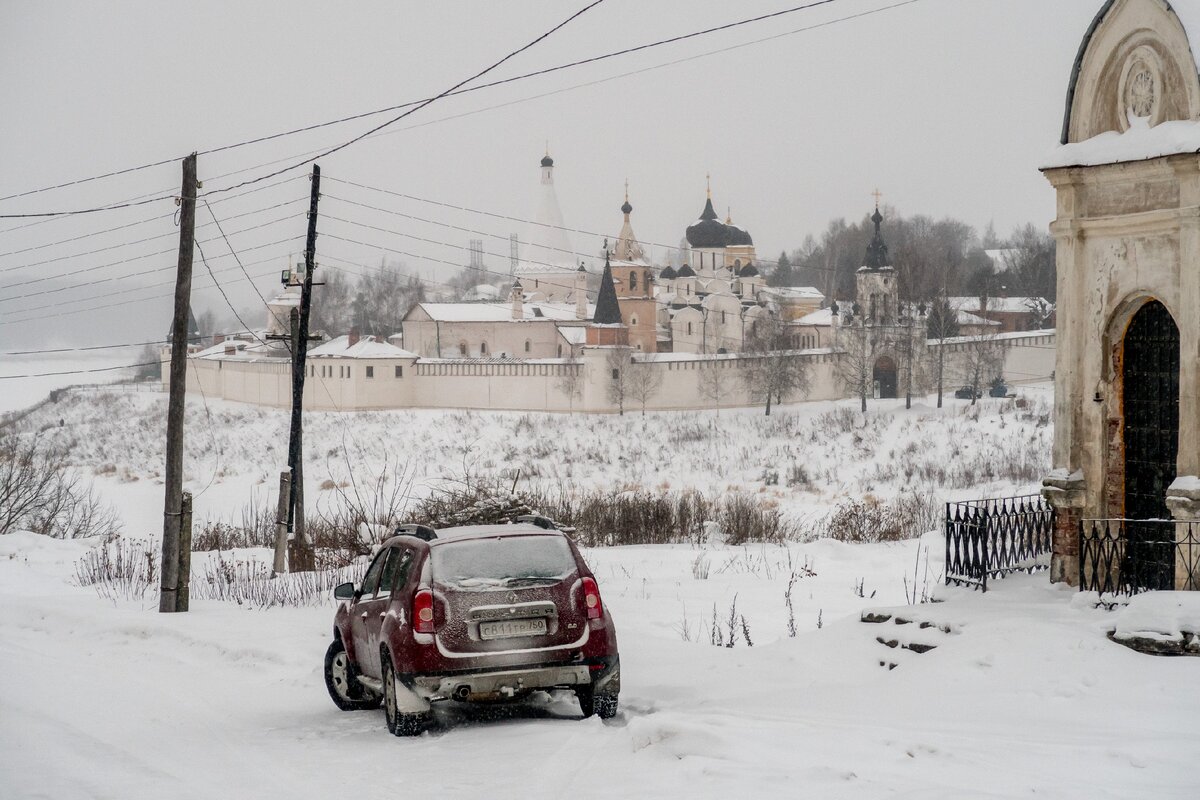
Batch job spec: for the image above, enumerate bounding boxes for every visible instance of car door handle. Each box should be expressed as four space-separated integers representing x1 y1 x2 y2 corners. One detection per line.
378 612 386 619
360 612 369 620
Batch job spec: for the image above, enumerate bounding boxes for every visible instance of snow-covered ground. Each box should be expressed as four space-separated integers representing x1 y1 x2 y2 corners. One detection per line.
1 384 1196 798
2 533 1197 799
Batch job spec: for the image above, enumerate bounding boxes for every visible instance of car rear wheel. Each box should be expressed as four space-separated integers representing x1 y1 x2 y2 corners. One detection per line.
324 639 381 711
382 657 429 737
576 686 619 720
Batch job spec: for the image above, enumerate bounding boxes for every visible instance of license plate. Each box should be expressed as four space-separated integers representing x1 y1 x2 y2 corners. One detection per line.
479 617 547 640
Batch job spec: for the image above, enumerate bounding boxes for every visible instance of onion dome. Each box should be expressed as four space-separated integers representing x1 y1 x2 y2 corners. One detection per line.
738 263 760 278
541 153 554 168
676 263 697 278
727 225 754 246
660 264 677 280
685 196 730 249
621 198 633 215
862 207 891 270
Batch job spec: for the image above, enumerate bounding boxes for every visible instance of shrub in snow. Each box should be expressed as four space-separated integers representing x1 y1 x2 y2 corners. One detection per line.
74 538 156 602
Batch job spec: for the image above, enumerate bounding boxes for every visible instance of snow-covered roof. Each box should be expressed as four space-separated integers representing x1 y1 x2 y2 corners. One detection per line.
758 285 825 302
412 302 594 322
793 308 834 326
192 333 287 361
308 335 416 359
948 296 1051 314
557 326 587 345
956 310 1002 327
1043 117 1200 169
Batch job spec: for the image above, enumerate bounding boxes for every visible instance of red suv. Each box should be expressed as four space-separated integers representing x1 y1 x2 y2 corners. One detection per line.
323 520 620 736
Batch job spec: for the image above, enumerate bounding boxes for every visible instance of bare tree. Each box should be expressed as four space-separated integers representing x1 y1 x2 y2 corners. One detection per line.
627 359 664 416
0 434 120 539
836 322 873 413
958 329 1009 406
604 346 633 416
1000 223 1057 302
556 363 584 413
741 316 812 415
926 292 960 408
698 359 734 415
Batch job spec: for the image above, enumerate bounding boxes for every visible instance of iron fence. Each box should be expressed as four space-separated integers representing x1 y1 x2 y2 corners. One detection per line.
945 494 1053 591
1079 519 1200 595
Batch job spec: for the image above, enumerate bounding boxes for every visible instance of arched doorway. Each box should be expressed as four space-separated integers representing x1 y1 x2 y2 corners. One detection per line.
1121 300 1180 589
873 356 898 399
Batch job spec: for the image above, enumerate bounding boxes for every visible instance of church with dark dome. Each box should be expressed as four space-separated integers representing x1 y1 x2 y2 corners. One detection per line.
652 178 782 354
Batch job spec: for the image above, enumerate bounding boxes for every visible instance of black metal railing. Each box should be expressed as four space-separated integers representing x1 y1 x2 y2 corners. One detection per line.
1079 519 1200 596
945 494 1054 591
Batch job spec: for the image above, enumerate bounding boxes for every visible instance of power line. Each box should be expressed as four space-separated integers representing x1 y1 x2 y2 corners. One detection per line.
0 260 286 327
0 358 170 380
0 214 302 299
0 196 305 275
194 238 270 351
0 0 887 215
321 179 842 278
0 174 307 261
186 0 610 200
0 252 289 321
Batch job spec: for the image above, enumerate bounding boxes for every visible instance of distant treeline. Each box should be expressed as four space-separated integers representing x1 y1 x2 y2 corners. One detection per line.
767 211 1055 304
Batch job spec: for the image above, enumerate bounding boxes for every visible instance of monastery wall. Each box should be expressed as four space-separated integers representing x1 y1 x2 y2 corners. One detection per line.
177 332 1053 414
927 331 1058 388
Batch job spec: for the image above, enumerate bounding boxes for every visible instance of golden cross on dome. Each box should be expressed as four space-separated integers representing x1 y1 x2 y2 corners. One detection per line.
706 173 711 199
624 178 629 202
871 188 883 208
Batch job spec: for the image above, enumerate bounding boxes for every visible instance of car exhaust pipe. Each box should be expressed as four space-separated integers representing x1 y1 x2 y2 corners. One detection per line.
452 684 471 701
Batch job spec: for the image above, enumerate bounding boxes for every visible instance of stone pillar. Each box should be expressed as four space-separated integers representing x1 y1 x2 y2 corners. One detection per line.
1042 471 1087 585
1167 477 1200 590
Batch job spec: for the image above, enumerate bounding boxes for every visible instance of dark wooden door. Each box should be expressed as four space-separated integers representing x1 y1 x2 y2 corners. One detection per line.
1122 300 1179 589
873 356 897 399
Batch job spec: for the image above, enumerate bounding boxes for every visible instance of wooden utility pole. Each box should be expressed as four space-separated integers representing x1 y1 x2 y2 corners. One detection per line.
160 153 197 613
286 165 321 572
272 468 291 577
177 492 193 612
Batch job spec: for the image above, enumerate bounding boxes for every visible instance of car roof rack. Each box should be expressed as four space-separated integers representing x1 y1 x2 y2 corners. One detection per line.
394 523 437 541
515 514 558 531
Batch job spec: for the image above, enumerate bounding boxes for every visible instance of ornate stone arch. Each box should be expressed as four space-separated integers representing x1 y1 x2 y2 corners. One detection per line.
1063 0 1200 144
1098 292 1182 517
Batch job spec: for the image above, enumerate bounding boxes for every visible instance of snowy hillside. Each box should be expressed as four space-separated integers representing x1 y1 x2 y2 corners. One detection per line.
5 385 1054 539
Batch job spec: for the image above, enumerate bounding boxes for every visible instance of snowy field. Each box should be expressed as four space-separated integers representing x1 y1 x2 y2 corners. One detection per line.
0 352 146 415
1 384 1197 798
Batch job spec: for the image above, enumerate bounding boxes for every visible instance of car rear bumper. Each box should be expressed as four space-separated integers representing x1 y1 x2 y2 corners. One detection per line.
412 664 592 701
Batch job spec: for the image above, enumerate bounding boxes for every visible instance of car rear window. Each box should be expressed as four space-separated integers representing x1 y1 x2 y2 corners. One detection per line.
431 535 577 590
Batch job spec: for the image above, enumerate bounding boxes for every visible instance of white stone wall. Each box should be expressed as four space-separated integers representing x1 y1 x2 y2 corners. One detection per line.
176 333 1054 414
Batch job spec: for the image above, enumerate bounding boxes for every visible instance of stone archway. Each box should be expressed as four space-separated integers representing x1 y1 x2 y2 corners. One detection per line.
1120 299 1180 590
873 355 898 399
1121 300 1180 519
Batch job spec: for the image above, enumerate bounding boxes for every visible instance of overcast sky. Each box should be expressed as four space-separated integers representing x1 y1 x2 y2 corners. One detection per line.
0 0 1105 348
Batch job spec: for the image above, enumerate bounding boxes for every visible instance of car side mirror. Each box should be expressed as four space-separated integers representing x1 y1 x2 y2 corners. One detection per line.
333 582 355 601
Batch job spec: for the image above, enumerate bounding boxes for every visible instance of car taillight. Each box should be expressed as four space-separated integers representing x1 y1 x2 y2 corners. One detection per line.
581 577 602 620
413 589 435 634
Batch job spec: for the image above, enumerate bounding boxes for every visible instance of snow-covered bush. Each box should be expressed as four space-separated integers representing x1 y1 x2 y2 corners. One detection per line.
191 554 365 609
820 491 938 543
74 538 155 601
